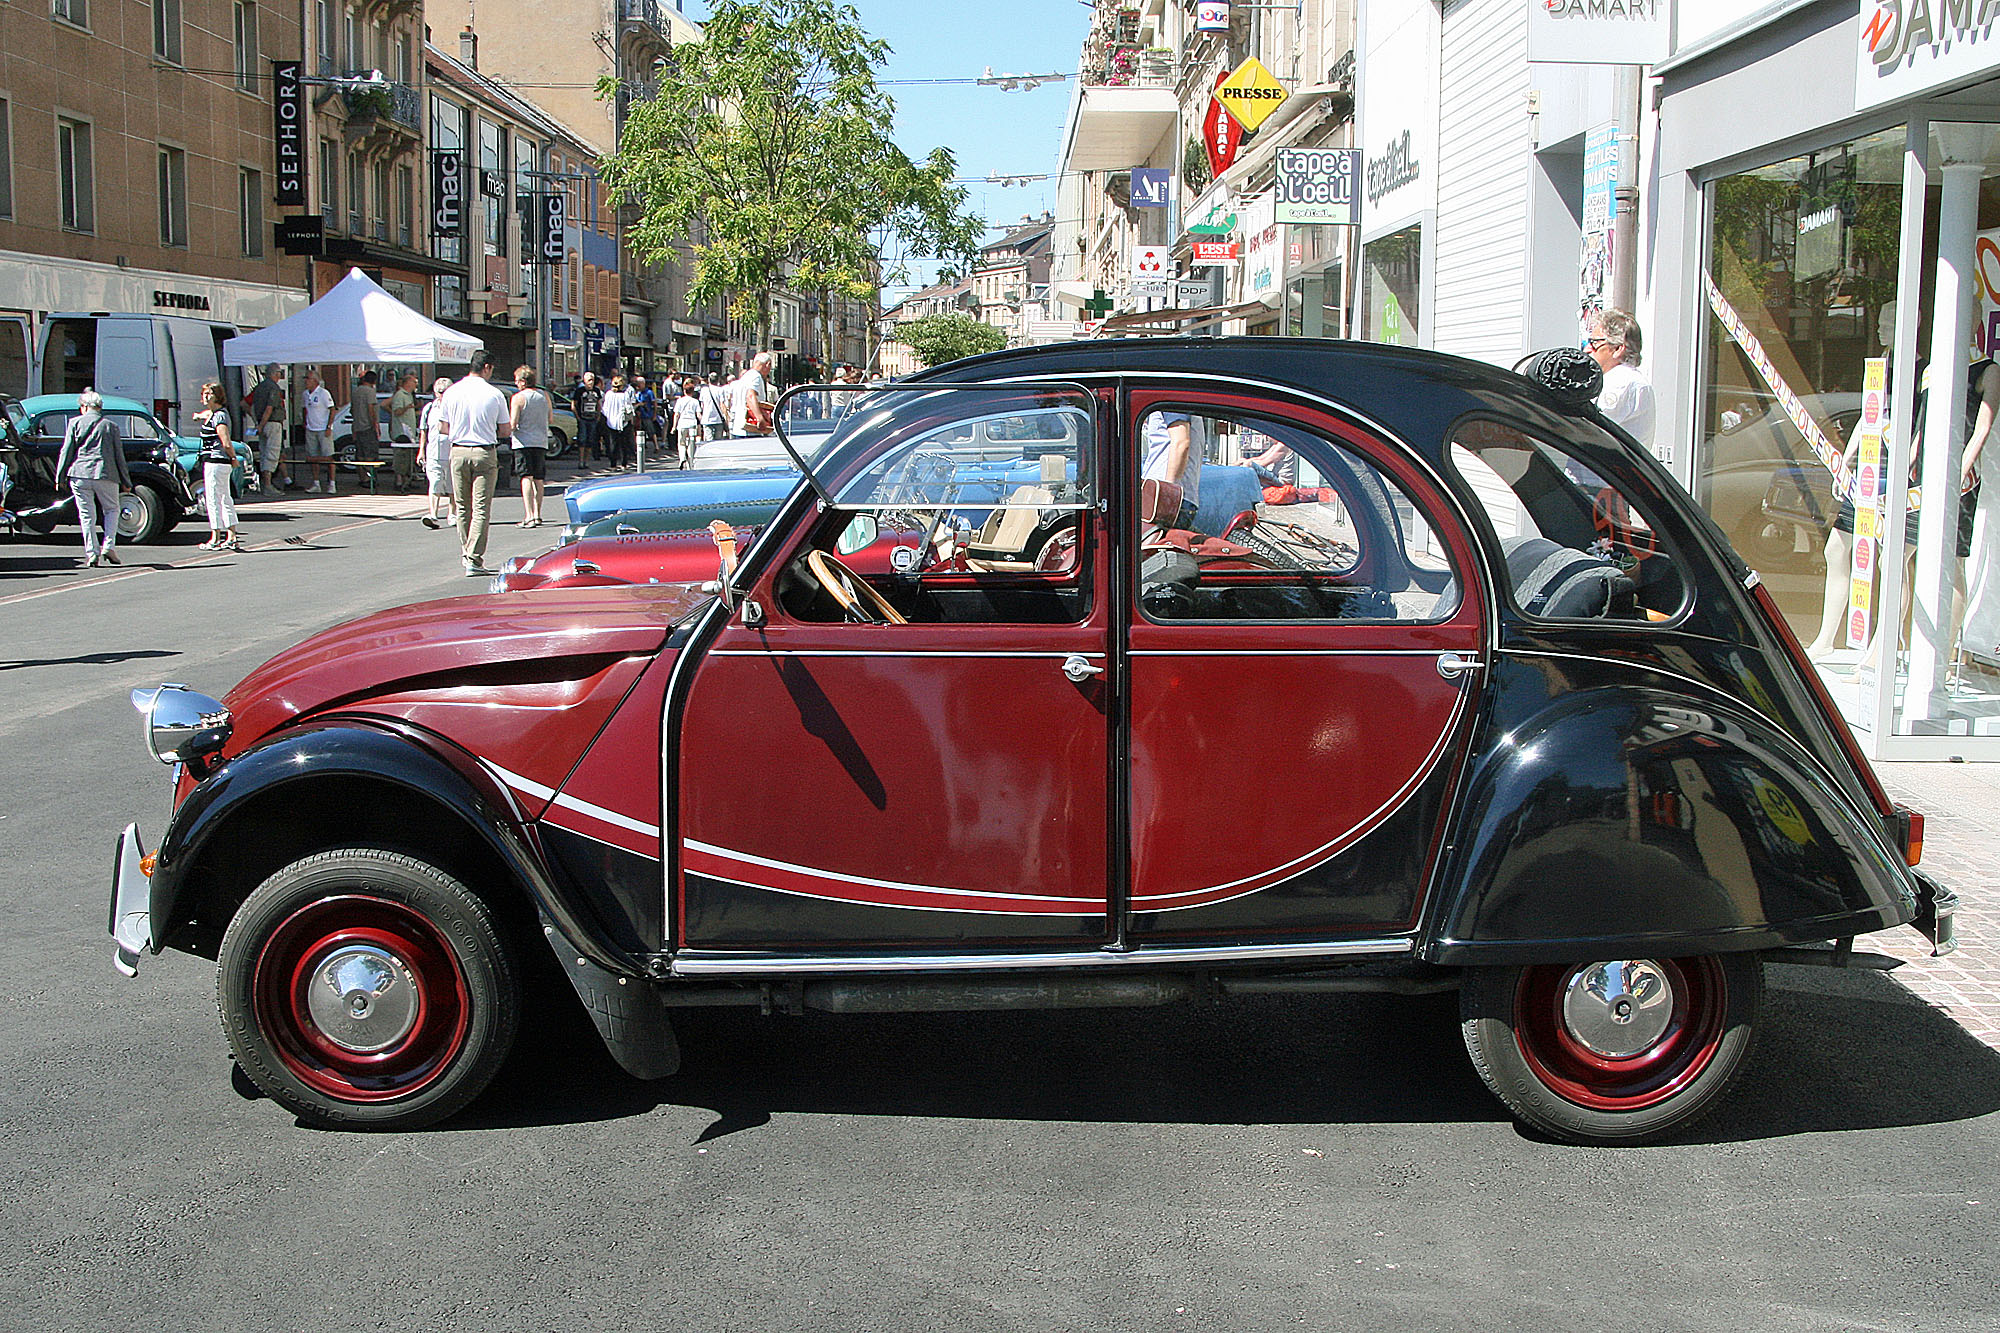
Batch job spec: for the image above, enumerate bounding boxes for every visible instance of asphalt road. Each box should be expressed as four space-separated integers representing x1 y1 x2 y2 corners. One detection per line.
2 477 1999 1332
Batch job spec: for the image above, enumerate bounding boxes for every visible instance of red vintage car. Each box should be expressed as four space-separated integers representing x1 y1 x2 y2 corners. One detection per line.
111 340 1955 1144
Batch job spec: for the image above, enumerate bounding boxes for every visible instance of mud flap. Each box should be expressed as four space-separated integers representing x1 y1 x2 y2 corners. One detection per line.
541 917 681 1080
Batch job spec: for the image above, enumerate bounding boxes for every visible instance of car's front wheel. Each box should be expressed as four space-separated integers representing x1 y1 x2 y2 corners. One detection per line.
548 426 571 458
217 848 519 1130
1460 953 1762 1145
116 483 169 544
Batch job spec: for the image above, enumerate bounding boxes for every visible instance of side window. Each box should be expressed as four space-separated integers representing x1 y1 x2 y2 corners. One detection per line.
1136 408 1461 624
1447 418 1688 621
777 387 1095 626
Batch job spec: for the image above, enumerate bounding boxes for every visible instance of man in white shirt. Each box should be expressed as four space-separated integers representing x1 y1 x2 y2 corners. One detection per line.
1588 309 1659 459
698 372 730 441
438 353 512 576
737 351 773 436
725 368 749 438
299 370 336 493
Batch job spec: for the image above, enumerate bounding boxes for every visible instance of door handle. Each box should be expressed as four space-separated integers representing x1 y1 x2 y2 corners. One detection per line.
1061 653 1105 682
1436 652 1483 680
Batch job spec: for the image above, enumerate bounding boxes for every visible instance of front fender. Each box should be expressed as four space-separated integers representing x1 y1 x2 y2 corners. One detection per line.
151 719 641 976
1427 670 1918 965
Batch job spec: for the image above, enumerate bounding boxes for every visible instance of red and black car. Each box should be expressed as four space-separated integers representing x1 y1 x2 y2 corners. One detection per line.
111 338 1955 1144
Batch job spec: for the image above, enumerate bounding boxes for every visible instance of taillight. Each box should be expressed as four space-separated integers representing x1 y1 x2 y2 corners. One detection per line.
1896 805 1924 866
1745 577 1896 820
154 398 174 427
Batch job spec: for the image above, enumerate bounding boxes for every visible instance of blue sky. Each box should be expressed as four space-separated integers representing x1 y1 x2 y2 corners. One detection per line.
679 0 1090 301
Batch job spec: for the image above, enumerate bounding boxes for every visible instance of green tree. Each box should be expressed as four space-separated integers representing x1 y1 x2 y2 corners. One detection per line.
600 0 984 349
897 312 1006 367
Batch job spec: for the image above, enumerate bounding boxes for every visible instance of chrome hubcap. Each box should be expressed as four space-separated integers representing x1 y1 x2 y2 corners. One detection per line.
1561 960 1673 1058
306 945 419 1053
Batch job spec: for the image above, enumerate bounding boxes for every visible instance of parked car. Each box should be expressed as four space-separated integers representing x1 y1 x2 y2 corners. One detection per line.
7 393 201 543
111 338 1955 1145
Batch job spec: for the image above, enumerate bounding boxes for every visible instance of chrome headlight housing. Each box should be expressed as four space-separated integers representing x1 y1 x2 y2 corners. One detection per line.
131 684 232 765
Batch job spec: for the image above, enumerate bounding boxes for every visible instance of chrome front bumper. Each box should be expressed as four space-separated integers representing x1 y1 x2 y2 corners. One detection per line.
109 823 153 977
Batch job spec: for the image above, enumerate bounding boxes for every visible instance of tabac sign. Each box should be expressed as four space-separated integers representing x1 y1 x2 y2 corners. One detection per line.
1858 0 2000 108
1525 0 1671 65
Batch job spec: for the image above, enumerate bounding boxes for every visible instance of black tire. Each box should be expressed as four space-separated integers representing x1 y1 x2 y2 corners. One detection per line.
1460 953 1762 1146
117 483 169 544
334 436 356 472
217 848 519 1130
548 426 572 458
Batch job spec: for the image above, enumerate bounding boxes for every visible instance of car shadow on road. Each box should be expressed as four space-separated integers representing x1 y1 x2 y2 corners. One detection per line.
439 963 2000 1145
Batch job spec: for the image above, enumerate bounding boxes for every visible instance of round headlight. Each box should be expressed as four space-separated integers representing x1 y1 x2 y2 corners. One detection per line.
131 684 232 765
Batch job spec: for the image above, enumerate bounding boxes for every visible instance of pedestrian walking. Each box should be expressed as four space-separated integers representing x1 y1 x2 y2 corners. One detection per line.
420 375 454 529
350 370 382 464
672 380 701 466
388 371 421 492
601 373 636 469
575 372 604 464
193 381 243 552
438 353 511 577
299 369 336 493
510 365 551 528
247 364 286 494
632 374 659 468
54 388 131 568
698 371 729 442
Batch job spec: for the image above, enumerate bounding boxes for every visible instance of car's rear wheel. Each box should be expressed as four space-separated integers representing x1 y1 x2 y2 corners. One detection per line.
548 426 571 458
117 483 168 544
217 848 519 1130
1460 953 1761 1145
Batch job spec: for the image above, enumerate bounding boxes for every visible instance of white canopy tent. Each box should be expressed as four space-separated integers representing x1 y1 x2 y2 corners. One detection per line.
222 267 482 367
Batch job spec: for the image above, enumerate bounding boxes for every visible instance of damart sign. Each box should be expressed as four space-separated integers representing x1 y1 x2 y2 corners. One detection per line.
1525 0 1671 65
1857 0 2000 109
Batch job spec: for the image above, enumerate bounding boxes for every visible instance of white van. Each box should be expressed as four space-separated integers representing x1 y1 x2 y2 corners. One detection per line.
34 313 243 434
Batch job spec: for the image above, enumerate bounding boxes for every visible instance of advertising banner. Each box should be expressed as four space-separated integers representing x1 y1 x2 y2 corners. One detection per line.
430 150 463 239
1274 148 1359 226
1580 123 1617 334
1526 0 1671 65
272 61 306 208
1133 245 1170 278
1857 0 2000 109
539 192 566 265
1185 181 1237 236
1196 1 1230 32
1201 71 1241 179
1848 357 1888 648
1193 240 1240 268
1131 168 1171 208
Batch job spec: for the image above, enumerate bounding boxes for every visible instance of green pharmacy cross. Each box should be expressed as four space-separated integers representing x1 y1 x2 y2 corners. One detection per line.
1083 288 1114 319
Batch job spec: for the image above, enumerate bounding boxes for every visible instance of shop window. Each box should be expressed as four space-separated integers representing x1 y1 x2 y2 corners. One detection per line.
1361 227 1420 345
1448 418 1688 622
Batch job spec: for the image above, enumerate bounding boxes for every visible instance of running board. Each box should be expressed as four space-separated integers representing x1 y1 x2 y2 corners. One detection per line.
668 937 1416 977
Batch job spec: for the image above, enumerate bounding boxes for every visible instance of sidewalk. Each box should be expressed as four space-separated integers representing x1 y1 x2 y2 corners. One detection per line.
1871 760 2000 1050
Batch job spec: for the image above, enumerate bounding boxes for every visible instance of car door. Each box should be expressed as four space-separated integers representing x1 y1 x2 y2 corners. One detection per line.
1123 388 1487 942
674 385 1113 952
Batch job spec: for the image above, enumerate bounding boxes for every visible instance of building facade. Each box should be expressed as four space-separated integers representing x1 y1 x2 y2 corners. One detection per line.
0 0 310 402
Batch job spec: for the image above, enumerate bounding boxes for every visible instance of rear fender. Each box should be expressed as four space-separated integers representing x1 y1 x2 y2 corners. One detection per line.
1427 679 1919 965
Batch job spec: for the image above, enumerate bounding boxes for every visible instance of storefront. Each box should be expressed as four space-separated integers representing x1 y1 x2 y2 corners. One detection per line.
1652 0 2000 758
1356 0 1437 348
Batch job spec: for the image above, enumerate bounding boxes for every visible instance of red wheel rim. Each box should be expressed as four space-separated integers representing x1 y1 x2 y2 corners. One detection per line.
251 895 471 1103
1513 957 1726 1112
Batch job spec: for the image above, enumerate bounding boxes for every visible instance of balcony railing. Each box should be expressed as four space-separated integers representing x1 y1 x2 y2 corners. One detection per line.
621 0 669 39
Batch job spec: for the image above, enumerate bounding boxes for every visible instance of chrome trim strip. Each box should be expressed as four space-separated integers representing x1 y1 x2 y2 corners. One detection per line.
707 649 1103 659
1127 648 1455 657
110 823 151 976
670 936 1416 976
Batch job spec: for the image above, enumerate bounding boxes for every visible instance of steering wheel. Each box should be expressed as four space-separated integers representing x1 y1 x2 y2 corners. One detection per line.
806 550 908 624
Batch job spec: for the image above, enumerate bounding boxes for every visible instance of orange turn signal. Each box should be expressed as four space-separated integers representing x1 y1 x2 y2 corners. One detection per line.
1895 806 1924 867
138 852 157 878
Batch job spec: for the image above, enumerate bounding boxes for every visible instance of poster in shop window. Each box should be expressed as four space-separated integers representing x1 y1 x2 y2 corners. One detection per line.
1579 123 1617 339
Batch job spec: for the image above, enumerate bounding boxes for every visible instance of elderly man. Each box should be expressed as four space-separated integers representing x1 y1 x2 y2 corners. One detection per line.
298 368 336 493
438 353 512 577
246 364 286 493
732 350 774 436
1587 309 1658 457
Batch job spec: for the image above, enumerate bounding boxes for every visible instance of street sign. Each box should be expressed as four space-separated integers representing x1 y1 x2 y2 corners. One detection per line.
1131 168 1170 208
1201 71 1241 179
1132 245 1169 278
1215 56 1288 133
1192 240 1240 268
1274 148 1359 225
